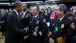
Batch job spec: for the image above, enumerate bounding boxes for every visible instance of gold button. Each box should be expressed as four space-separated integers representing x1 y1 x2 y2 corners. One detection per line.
61 31 62 32
52 24 54 25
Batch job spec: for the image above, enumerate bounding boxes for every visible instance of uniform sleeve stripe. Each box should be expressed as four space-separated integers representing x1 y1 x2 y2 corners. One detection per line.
57 37 65 43
48 31 52 36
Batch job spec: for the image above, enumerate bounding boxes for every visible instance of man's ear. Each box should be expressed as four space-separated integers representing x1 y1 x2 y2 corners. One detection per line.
60 10 64 14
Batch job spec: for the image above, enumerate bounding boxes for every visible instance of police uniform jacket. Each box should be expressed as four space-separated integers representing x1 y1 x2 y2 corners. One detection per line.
48 16 75 43
28 14 48 43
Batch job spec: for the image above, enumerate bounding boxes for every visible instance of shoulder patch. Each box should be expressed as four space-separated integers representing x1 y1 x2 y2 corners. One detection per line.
42 19 46 23
70 22 75 30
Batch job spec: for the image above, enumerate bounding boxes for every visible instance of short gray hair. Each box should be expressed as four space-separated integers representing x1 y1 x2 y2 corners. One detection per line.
58 4 68 14
13 1 22 8
33 5 40 10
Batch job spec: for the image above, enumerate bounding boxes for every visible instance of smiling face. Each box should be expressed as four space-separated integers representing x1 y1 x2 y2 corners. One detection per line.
32 6 39 16
22 4 27 11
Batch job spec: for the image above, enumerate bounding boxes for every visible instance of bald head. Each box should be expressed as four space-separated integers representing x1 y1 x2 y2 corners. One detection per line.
51 6 55 8
51 6 55 11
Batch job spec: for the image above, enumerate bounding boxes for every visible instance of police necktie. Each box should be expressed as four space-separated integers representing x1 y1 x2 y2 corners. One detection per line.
33 16 35 19
58 18 60 22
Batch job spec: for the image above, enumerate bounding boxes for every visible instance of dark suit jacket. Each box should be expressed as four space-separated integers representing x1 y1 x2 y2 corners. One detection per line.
5 10 27 43
0 13 2 21
42 13 50 22
0 13 6 25
3 12 10 31
21 10 32 28
0 13 5 21
0 13 3 31
4 12 9 24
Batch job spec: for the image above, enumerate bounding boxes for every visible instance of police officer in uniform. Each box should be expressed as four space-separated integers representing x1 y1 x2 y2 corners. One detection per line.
27 5 48 43
48 4 75 43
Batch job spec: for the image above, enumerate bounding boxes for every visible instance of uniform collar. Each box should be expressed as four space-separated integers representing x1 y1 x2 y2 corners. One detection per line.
58 15 65 21
34 14 39 18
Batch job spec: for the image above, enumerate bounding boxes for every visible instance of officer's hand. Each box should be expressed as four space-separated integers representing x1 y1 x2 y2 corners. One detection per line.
33 32 37 36
49 38 54 43
24 28 29 33
26 14 31 18
52 39 54 43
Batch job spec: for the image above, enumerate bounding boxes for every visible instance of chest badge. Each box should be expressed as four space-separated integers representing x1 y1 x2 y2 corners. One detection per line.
36 20 39 24
61 24 64 29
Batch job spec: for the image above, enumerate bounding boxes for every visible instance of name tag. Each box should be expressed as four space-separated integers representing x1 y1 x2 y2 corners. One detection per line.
55 26 58 32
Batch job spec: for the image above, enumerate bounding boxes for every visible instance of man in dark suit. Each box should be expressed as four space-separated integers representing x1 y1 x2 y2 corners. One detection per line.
5 1 28 43
21 3 32 29
28 5 48 43
0 9 6 36
4 10 10 35
21 3 32 43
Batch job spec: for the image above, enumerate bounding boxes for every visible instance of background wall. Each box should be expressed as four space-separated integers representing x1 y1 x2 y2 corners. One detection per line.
57 2 76 10
38 4 57 10
30 3 57 10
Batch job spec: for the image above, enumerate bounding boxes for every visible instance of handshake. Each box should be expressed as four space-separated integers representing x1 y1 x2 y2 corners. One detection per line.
24 27 29 33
